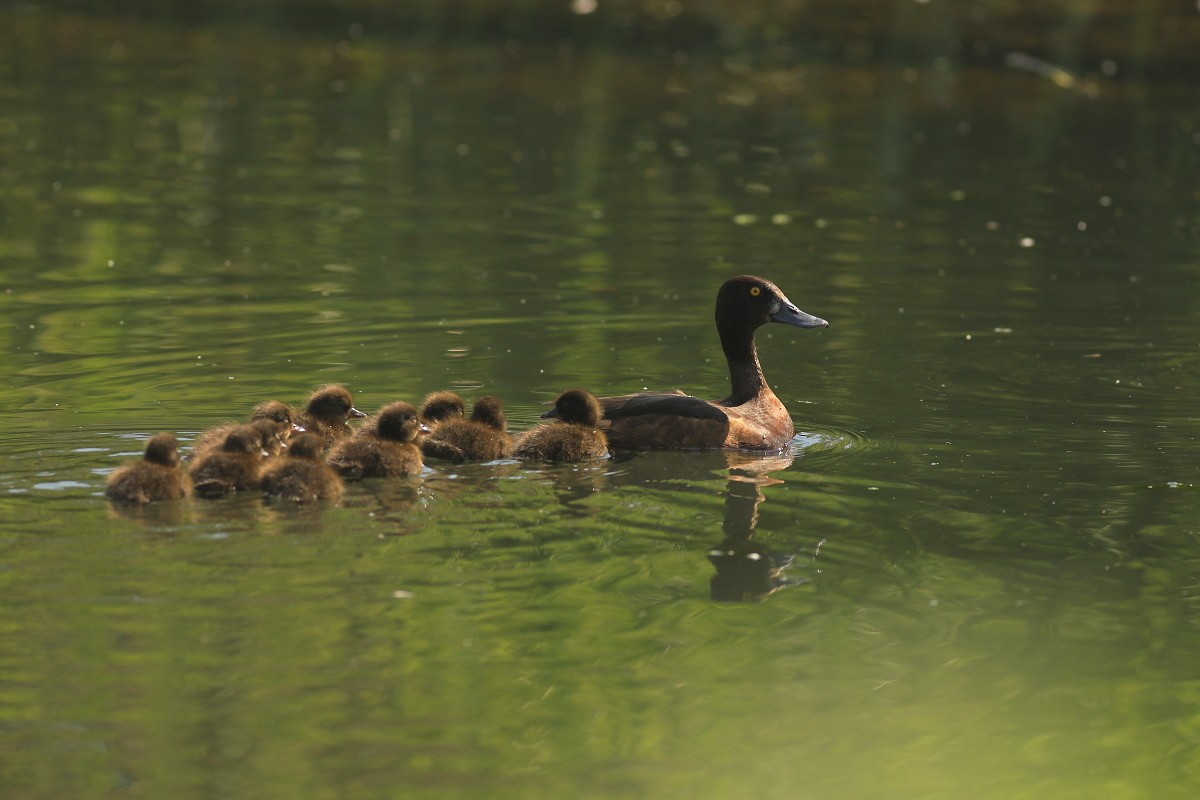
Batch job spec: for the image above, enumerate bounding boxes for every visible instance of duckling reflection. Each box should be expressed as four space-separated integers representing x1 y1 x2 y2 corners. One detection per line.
530 460 611 515
707 452 812 602
105 497 187 527
341 478 427 526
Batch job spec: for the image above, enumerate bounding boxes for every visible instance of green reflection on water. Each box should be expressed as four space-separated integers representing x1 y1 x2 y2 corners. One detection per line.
3 2 1200 798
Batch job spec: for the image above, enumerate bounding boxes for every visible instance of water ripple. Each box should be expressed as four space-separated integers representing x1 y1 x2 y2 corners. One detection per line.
791 423 885 465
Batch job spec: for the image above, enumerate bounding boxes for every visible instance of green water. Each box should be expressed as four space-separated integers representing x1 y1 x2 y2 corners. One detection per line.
3 2 1200 797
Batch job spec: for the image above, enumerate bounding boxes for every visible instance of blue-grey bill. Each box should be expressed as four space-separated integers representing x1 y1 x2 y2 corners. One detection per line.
772 301 829 329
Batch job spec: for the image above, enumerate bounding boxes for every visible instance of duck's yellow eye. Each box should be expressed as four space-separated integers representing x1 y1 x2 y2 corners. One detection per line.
749 286 761 297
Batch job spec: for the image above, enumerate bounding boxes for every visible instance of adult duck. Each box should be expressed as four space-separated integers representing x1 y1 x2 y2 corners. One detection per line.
548 275 827 451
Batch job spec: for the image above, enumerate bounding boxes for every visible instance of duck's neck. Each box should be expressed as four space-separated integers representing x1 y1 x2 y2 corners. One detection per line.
719 324 767 406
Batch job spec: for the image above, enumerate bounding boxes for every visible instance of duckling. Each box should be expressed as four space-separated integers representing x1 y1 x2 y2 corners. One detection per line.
514 389 609 462
295 384 366 446
192 400 304 459
419 391 466 427
422 395 514 462
415 390 467 459
189 424 266 498
105 432 191 504
195 417 288 462
328 401 426 479
251 417 291 457
260 432 343 503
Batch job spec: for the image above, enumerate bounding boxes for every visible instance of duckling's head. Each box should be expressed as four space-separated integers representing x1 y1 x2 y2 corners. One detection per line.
252 400 303 433
716 275 828 333
250 418 289 456
553 389 603 427
143 433 181 468
376 402 427 443
470 396 507 431
305 384 366 423
419 391 466 425
286 432 325 461
221 424 266 456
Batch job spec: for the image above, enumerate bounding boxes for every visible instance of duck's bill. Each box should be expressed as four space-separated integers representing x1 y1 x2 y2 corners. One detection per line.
348 407 367 419
772 301 829 329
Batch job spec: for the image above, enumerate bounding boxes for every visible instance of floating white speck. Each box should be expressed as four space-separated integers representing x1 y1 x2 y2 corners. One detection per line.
1019 237 1035 247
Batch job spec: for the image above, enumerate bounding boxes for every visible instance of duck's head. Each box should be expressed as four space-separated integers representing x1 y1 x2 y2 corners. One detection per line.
420 391 466 425
305 384 366 423
286 432 325 461
716 275 828 333
252 400 304 434
470 396 507 431
554 389 603 427
250 418 289 456
222 424 267 456
144 433 181 467
376 401 428 443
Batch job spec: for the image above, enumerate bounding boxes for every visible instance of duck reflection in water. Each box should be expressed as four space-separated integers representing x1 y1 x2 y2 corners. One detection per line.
707 451 819 602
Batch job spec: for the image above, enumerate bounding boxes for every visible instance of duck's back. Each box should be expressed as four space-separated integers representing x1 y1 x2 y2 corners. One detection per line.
189 452 262 497
599 390 794 450
328 437 423 479
514 424 608 462
600 392 728 449
426 419 514 461
261 459 342 502
296 417 350 447
106 462 190 504
191 422 240 460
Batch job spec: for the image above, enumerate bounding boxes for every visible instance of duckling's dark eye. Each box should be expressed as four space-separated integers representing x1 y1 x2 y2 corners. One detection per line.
749 286 762 297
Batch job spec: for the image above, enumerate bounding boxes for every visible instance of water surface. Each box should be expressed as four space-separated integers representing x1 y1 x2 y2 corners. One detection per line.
3 2 1200 797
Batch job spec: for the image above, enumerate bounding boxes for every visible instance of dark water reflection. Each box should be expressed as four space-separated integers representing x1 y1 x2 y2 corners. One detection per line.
4 1 1200 798
709 454 809 602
